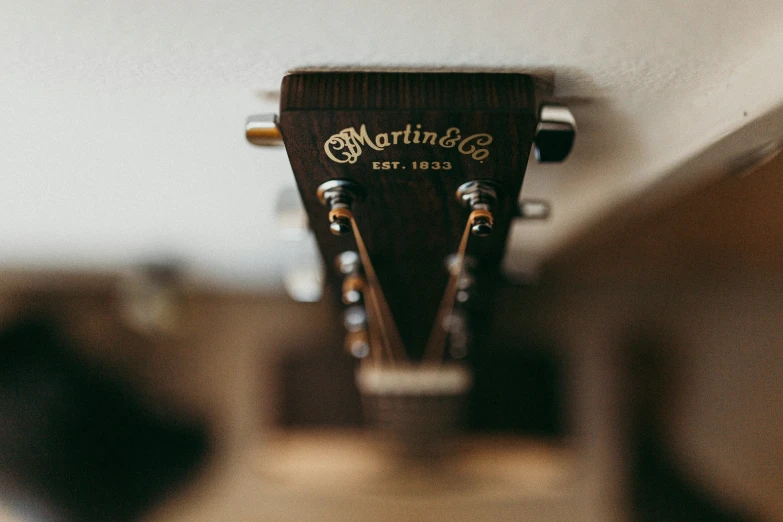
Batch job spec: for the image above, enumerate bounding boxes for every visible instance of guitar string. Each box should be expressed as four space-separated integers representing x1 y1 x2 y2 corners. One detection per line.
358 260 387 366
361 275 383 366
349 213 407 364
422 210 477 363
346 209 476 365
351 216 399 364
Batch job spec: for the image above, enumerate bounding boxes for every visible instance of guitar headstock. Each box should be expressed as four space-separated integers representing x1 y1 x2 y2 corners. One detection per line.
272 72 574 363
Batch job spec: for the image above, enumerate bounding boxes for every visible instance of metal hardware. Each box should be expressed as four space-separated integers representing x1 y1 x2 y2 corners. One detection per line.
534 105 576 163
518 199 552 220
445 255 476 292
456 180 499 208
245 114 284 146
329 219 350 236
336 251 364 304
335 250 369 356
456 180 500 237
317 180 366 236
335 251 361 275
274 187 324 302
444 309 469 359
275 187 310 239
344 305 367 332
470 217 491 237
445 253 477 273
282 266 323 303
345 331 370 358
118 262 183 336
444 253 475 355
342 287 362 305
456 273 475 291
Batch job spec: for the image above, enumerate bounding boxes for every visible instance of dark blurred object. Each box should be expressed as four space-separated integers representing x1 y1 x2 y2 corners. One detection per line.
279 352 362 427
533 105 576 163
633 436 758 522
468 347 563 435
276 333 564 437
0 316 209 522
626 328 759 522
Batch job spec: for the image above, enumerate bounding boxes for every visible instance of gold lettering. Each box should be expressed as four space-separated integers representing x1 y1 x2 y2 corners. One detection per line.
439 127 461 148
324 134 352 163
347 125 382 151
458 133 493 160
324 124 381 164
375 133 390 148
403 124 412 144
324 124 492 164
413 124 421 144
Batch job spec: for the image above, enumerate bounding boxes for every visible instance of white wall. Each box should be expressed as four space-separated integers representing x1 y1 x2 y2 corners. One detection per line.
2 0 783 286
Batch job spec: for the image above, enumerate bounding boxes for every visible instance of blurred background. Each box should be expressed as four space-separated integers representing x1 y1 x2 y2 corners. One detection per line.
1 1 783 520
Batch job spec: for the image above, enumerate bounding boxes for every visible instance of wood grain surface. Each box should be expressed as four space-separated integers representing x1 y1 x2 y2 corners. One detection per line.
278 73 540 359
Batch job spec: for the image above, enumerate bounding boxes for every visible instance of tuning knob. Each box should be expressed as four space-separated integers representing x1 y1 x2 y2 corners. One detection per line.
245 114 284 146
534 105 576 163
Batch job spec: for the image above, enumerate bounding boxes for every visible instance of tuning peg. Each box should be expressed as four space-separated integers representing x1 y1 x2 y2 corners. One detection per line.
345 330 370 358
327 220 348 235
534 105 576 163
335 251 360 275
517 199 552 220
118 262 184 336
471 216 492 237
317 180 366 236
245 114 284 146
343 305 367 332
456 180 500 237
336 251 365 305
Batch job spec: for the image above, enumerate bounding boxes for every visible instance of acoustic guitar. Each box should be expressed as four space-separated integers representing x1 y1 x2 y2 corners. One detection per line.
253 72 575 454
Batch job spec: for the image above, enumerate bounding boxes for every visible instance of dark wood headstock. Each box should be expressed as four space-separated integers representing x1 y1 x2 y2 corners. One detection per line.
277 72 548 360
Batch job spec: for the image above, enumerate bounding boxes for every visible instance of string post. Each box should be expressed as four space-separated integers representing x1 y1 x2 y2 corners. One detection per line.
316 179 365 236
470 210 493 237
328 209 353 236
345 330 370 359
456 180 500 237
336 251 365 305
335 250 375 360
341 275 365 305
335 250 361 275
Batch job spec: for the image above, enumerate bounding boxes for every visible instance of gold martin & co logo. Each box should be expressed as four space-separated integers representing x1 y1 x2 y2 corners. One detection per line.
324 124 493 164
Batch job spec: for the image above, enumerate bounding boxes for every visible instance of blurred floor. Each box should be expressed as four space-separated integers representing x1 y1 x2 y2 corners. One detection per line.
1 142 783 521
